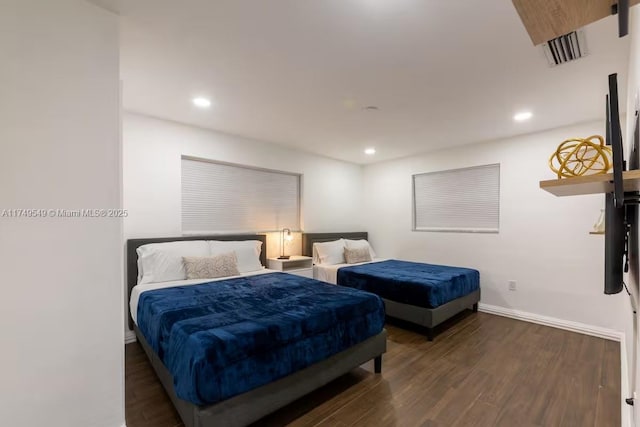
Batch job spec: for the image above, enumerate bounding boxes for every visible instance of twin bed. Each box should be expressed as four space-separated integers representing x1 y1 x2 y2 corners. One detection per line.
127 232 480 426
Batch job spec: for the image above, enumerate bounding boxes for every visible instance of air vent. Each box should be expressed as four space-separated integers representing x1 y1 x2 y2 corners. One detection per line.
542 30 588 67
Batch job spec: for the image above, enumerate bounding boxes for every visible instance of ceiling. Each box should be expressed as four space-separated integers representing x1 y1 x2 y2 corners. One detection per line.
106 0 630 164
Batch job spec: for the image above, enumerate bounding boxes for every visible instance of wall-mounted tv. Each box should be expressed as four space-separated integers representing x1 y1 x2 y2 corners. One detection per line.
604 73 631 295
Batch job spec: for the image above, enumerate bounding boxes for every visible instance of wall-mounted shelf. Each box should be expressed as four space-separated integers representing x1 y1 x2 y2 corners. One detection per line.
512 0 640 45
589 231 605 235
539 170 640 197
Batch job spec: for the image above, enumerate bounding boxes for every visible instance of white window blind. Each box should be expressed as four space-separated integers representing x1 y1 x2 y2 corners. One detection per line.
181 156 301 233
413 164 500 233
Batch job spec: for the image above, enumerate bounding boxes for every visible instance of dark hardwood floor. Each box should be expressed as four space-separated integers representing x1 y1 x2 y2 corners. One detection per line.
125 312 620 427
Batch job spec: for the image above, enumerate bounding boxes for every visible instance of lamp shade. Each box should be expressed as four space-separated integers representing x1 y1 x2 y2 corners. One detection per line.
278 228 292 259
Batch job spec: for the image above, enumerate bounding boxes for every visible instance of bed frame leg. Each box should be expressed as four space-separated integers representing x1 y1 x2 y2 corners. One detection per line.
472 303 478 313
374 355 382 373
426 328 435 341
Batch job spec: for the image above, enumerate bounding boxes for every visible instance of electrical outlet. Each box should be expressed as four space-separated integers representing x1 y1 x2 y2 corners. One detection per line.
508 280 517 291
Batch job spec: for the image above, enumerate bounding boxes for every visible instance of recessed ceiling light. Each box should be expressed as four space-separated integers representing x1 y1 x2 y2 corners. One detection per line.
192 97 212 108
364 148 376 155
513 111 533 122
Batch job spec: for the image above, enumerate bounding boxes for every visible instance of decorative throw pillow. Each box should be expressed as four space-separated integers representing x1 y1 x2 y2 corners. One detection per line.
344 239 377 259
344 247 372 264
183 252 240 280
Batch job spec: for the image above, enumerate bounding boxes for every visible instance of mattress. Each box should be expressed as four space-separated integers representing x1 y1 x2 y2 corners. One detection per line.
313 258 386 284
135 272 385 406
129 269 272 325
337 260 480 308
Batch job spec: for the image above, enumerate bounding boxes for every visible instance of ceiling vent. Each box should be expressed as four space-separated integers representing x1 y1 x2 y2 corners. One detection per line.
542 30 588 67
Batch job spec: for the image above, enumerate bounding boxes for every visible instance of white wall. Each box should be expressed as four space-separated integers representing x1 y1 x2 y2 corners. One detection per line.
625 6 640 426
123 112 365 240
0 1 124 427
363 120 627 332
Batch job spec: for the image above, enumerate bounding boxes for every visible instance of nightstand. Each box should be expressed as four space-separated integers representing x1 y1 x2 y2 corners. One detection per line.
267 256 313 278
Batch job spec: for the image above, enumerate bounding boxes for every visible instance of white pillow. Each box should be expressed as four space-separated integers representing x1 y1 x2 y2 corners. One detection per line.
137 240 209 284
344 239 377 259
209 240 263 273
314 239 346 265
136 258 144 284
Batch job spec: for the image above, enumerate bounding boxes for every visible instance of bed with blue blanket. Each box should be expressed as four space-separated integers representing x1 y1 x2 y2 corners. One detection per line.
337 260 479 309
127 234 387 427
302 232 481 341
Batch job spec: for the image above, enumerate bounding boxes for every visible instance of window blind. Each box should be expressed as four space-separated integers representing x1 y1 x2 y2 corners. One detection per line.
413 163 500 233
181 156 301 233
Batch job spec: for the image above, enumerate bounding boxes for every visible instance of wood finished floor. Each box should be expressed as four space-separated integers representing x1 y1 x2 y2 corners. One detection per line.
125 312 620 427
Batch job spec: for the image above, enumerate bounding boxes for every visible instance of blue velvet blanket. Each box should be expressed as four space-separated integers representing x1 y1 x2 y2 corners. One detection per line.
337 260 479 309
137 272 385 406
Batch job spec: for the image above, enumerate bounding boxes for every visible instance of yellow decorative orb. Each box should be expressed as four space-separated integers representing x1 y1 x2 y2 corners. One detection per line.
549 135 612 179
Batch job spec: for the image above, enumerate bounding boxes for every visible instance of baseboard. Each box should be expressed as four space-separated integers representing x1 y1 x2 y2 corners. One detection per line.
620 333 633 427
478 303 623 341
124 329 136 344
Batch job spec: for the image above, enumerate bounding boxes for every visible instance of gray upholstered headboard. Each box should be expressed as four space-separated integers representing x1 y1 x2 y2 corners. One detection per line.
126 234 267 329
301 232 368 257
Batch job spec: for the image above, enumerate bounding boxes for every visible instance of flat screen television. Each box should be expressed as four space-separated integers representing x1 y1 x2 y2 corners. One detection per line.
604 73 627 295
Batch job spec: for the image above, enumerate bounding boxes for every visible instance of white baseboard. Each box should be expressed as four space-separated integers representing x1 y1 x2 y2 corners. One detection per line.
621 333 633 427
124 330 136 344
478 303 623 341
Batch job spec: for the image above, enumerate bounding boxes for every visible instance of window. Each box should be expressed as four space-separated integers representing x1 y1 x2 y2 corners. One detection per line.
412 163 500 233
181 156 301 233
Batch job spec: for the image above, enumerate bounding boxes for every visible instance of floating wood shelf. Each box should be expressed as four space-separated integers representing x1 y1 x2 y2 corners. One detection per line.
539 170 640 196
512 0 640 45
589 231 605 235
